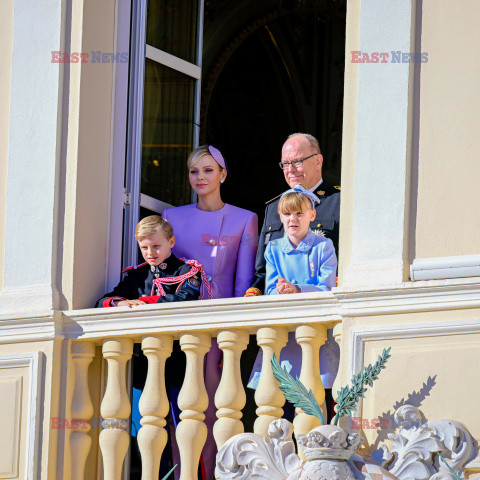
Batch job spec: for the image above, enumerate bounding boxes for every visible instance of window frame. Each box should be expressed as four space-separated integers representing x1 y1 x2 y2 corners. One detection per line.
107 0 205 291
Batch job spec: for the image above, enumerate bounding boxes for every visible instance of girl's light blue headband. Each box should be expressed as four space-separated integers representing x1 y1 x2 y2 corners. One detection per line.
280 184 320 208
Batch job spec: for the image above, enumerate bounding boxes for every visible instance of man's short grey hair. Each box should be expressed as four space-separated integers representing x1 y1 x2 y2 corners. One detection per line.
287 133 321 155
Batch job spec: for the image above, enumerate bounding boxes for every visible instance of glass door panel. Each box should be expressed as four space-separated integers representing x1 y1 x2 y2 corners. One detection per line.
123 0 203 270
146 0 199 63
141 59 196 206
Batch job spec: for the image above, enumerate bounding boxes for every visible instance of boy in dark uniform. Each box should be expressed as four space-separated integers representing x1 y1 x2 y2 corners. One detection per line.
95 215 208 477
96 215 205 307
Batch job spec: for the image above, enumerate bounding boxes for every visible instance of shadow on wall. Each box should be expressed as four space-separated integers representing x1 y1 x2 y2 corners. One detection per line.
356 375 438 453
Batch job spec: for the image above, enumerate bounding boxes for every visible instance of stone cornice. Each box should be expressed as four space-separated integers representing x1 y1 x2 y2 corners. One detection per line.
0 310 64 343
334 277 480 315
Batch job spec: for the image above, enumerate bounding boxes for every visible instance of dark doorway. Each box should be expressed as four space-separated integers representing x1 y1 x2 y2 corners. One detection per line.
201 1 346 220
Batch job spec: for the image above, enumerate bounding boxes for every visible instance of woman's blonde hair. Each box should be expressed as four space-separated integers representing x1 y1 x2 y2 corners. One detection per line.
187 145 224 170
278 192 314 215
135 215 173 241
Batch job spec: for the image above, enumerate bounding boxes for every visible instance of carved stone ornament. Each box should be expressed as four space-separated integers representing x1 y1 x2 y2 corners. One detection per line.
215 419 365 480
377 405 478 480
215 419 304 480
296 424 362 480
215 406 479 480
296 424 363 461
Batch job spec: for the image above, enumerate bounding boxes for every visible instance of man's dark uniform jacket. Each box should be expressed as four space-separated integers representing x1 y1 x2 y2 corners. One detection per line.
96 253 201 307
250 181 340 293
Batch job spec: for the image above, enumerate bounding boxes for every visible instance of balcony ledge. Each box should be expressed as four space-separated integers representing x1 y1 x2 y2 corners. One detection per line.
0 277 479 344
63 290 340 341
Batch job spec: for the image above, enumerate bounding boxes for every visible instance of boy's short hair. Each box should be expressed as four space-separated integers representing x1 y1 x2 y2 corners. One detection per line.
135 215 173 241
278 192 314 214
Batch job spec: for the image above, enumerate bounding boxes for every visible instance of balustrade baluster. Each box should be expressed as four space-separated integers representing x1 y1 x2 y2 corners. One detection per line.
137 335 173 480
99 338 133 480
331 323 343 401
70 341 95 480
254 327 288 436
176 333 211 480
293 325 327 436
213 330 249 448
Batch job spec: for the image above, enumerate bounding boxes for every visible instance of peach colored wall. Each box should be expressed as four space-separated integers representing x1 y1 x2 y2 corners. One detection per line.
0 1 14 293
414 1 480 259
362 330 480 444
336 307 480 448
0 365 29 478
0 340 61 480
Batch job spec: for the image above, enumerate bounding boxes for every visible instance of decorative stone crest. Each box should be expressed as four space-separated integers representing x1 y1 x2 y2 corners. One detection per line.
215 418 366 480
376 405 477 480
296 425 362 461
295 424 363 480
215 406 479 480
216 349 478 479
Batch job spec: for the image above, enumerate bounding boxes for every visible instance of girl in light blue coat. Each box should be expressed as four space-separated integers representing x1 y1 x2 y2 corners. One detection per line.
265 185 337 295
248 185 339 415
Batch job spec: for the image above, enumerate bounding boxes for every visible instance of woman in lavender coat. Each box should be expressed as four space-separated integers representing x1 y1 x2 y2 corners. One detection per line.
162 145 258 299
162 145 257 479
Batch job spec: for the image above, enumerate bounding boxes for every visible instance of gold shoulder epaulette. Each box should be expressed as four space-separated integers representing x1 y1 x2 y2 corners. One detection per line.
265 193 282 205
334 185 341 190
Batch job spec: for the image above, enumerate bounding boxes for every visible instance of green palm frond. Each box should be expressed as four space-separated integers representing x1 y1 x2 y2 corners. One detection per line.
271 354 325 425
332 347 391 425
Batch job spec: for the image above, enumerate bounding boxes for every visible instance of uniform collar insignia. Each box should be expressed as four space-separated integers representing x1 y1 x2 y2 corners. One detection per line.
151 264 167 271
280 229 315 253
150 257 171 274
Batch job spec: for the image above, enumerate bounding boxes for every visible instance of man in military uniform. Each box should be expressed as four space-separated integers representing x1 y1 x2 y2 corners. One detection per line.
246 133 340 295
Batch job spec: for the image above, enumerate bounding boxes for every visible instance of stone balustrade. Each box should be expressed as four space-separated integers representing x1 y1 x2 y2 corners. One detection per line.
64 292 340 479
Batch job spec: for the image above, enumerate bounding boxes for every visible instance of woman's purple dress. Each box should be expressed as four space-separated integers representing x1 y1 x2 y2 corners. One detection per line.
163 203 258 298
162 202 258 479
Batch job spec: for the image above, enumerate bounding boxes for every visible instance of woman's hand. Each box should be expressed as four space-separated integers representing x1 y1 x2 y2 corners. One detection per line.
276 278 301 294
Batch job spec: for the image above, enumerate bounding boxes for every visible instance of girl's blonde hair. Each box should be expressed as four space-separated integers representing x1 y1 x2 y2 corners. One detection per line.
135 215 173 241
278 192 314 215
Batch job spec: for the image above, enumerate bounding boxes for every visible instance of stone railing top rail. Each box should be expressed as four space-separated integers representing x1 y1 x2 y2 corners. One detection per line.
62 276 480 340
1 277 479 344
63 290 340 341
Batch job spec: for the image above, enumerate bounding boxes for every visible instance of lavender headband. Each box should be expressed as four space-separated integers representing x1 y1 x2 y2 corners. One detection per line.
208 145 226 169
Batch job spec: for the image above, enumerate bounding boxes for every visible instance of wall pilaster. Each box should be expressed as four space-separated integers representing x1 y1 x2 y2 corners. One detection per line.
340 0 416 287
